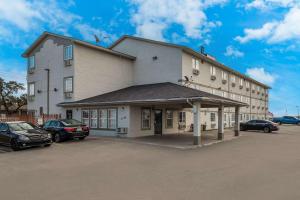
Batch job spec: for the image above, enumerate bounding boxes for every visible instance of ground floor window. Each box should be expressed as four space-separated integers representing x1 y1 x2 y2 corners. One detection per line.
108 109 117 129
141 108 151 130
81 108 117 129
166 110 173 128
82 110 89 125
210 113 216 122
90 110 98 128
178 111 186 129
99 109 108 129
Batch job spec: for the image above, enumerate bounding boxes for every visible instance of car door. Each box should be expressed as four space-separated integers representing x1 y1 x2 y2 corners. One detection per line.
0 123 12 145
256 120 266 130
246 120 256 130
44 121 55 133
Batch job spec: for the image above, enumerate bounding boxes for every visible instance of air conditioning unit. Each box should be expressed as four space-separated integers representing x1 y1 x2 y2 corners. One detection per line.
28 68 35 74
117 128 128 134
222 79 227 84
231 83 236 87
252 106 255 109
257 91 260 95
64 59 73 67
210 75 216 81
246 88 250 91
252 90 255 93
239 85 243 89
192 69 199 75
64 92 73 99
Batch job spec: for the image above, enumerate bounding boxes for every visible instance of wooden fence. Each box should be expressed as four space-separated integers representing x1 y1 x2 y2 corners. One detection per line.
0 114 61 125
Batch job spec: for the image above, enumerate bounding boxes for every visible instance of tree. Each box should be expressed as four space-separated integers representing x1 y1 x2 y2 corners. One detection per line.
0 77 27 114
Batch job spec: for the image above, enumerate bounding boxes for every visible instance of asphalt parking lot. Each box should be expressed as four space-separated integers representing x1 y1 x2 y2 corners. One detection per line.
1 125 300 200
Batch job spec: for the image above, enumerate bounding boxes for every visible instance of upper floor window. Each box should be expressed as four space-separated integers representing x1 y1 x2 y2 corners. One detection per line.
210 66 216 76
245 81 250 88
222 91 228 98
192 58 200 70
221 71 228 80
64 45 73 60
231 75 236 83
240 78 243 86
257 86 260 91
28 82 35 96
64 77 73 93
211 88 216 95
28 56 35 69
252 84 256 90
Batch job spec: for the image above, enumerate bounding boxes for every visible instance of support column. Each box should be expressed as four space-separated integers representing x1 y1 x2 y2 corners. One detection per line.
193 102 201 145
234 106 240 136
218 105 224 140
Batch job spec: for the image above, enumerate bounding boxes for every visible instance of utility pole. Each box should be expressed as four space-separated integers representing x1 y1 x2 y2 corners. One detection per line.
45 69 50 115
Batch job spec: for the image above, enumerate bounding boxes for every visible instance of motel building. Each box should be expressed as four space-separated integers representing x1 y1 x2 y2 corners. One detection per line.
23 32 269 145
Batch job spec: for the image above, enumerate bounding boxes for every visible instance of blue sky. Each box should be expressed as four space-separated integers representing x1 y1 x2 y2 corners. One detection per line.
0 0 300 116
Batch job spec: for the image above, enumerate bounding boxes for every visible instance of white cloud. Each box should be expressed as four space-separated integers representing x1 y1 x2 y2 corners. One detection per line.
245 0 298 10
0 61 27 93
246 67 277 85
224 45 244 57
128 0 227 41
236 5 300 44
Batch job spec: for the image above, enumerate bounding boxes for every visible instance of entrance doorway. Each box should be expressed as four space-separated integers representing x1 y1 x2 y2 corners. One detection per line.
154 110 163 135
66 110 73 119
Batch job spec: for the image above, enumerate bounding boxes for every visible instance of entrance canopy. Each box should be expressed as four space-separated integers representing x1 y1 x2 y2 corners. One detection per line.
58 82 247 108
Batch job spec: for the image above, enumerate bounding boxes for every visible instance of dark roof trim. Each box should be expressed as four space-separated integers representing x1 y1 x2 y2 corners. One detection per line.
22 32 136 60
109 35 270 89
58 95 247 107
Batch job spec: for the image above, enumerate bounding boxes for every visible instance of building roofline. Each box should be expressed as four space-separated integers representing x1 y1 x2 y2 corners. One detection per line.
21 32 136 60
109 35 271 89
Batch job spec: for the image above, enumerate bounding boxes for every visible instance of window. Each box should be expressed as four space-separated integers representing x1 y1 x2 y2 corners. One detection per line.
90 110 98 128
81 110 89 126
108 109 117 129
231 75 236 82
222 91 228 98
64 45 73 60
166 110 173 128
192 58 200 70
28 56 35 69
211 88 216 95
64 77 73 93
141 109 151 129
257 86 260 92
99 109 108 129
246 81 250 88
222 71 227 80
240 96 244 102
179 112 186 129
210 113 216 122
210 66 216 76
231 93 235 100
28 82 35 96
240 78 243 86
252 84 256 90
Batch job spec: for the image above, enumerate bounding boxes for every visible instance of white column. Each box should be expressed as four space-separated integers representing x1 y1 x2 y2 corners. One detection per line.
193 102 201 145
218 105 224 140
234 106 240 136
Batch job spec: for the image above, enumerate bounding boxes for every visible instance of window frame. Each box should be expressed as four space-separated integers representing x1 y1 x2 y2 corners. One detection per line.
165 110 174 129
89 109 98 128
63 76 73 93
28 55 35 70
222 71 227 80
210 66 216 76
81 110 89 126
64 45 73 61
141 108 151 130
107 109 117 130
28 82 35 97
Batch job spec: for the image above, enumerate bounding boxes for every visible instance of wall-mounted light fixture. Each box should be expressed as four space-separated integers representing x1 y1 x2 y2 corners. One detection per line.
54 88 58 92
152 56 158 60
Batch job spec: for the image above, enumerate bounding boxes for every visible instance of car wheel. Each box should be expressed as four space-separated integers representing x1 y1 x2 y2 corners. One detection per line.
44 144 51 147
78 137 86 140
54 134 62 143
10 140 20 151
264 127 271 133
297 122 300 126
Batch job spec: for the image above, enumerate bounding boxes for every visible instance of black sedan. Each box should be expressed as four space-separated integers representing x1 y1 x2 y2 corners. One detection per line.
0 121 52 151
43 119 89 143
240 120 279 133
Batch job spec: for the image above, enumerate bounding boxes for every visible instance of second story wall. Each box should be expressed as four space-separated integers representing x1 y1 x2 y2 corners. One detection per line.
111 38 182 85
74 44 134 100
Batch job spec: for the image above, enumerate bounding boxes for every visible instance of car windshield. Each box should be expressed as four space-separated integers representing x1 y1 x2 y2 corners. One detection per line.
61 119 82 126
9 122 36 131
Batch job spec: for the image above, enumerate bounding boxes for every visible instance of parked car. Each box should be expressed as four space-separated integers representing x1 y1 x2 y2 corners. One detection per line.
272 116 300 125
0 121 52 151
43 119 89 142
240 120 279 133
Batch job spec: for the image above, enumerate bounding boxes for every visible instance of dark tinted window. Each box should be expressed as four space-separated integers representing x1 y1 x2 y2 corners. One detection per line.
61 119 82 126
256 120 266 123
248 120 256 123
0 123 8 131
50 121 60 127
44 121 52 127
